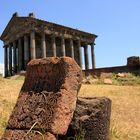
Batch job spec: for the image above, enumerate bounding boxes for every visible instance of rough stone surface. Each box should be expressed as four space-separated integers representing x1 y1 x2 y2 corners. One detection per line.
1 130 56 140
59 97 111 140
5 57 82 135
127 56 140 66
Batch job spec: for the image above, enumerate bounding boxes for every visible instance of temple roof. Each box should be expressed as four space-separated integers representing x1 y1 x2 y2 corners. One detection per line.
0 13 97 44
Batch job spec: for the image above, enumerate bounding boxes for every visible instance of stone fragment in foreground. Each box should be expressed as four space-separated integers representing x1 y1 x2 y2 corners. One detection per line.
4 57 82 135
60 97 111 140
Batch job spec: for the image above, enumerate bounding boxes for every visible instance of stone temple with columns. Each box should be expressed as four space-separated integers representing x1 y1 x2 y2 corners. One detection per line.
0 13 97 77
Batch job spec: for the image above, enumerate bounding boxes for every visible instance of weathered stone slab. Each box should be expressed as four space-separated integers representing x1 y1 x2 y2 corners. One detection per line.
5 57 82 135
59 97 111 140
1 130 56 140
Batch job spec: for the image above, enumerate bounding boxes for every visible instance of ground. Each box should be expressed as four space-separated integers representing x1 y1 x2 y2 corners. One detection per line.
0 75 140 140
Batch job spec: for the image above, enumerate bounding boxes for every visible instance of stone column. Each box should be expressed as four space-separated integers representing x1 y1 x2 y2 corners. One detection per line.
91 44 95 69
9 44 12 76
24 35 29 69
84 45 89 70
70 39 74 59
30 30 36 59
51 35 56 57
78 40 82 68
13 41 17 73
18 38 22 71
61 37 66 56
4 45 8 77
41 32 46 58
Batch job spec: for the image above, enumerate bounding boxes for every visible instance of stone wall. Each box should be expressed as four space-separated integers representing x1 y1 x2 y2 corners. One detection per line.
83 65 140 77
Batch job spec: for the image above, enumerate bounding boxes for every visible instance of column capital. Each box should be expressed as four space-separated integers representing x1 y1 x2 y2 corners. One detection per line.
90 42 96 46
70 38 73 46
30 27 35 32
70 38 73 42
24 34 28 39
30 24 36 31
84 44 88 48
8 43 12 47
12 40 17 47
51 33 56 38
78 39 81 42
61 34 65 39
3 45 8 48
24 33 29 36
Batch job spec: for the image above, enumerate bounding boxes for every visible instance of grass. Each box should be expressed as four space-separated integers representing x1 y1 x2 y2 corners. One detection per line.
0 75 140 139
84 73 140 86
0 76 23 137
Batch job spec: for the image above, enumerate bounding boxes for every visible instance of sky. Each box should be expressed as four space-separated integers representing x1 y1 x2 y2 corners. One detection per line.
0 0 140 68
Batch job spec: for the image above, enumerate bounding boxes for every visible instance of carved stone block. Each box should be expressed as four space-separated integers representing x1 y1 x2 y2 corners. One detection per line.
3 57 82 137
59 97 111 140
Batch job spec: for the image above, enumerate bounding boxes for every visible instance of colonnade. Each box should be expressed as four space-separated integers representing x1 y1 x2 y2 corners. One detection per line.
4 30 95 77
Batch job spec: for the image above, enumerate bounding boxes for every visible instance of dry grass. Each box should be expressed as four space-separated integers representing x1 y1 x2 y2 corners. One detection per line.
0 76 140 140
0 77 23 137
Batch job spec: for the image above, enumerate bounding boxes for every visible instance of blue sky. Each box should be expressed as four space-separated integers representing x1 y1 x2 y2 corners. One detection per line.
0 0 140 68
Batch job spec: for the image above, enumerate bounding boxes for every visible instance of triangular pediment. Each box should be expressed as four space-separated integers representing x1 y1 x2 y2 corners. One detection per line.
0 16 40 43
1 16 17 40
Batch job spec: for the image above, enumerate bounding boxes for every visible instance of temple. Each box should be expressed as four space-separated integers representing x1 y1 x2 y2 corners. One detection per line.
0 13 97 77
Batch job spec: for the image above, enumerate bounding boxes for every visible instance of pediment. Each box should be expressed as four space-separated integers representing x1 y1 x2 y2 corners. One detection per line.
0 17 36 42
